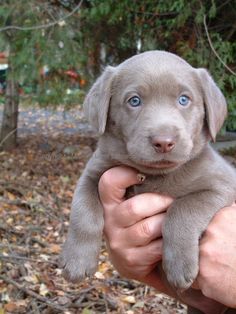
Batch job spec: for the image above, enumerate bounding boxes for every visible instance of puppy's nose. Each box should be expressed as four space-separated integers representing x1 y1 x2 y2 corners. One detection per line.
151 136 176 153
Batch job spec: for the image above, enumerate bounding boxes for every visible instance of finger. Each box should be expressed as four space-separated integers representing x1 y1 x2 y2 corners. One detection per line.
98 166 141 208
104 213 164 248
191 280 200 290
121 239 163 267
112 193 173 227
119 213 165 246
106 240 163 281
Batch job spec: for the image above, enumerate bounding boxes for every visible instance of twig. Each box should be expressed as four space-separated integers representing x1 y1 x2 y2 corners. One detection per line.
0 184 25 197
0 223 24 234
0 274 66 312
0 243 40 253
30 237 49 248
0 197 30 207
0 274 102 311
0 128 17 148
226 21 236 41
134 10 178 18
0 223 48 249
203 14 236 76
0 0 83 32
0 180 43 193
0 253 58 266
31 301 41 314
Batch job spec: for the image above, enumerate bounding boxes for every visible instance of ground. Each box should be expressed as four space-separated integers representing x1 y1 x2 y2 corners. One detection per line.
0 106 235 314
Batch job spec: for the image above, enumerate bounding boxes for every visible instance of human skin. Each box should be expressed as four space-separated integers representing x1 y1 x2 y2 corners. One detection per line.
98 166 236 310
196 204 236 308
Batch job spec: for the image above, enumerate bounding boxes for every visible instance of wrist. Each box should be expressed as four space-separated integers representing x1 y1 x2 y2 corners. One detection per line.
140 267 176 298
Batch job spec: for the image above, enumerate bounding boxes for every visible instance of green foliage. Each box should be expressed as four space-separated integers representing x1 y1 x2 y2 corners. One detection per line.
0 0 83 108
36 85 85 108
79 0 236 130
0 0 235 129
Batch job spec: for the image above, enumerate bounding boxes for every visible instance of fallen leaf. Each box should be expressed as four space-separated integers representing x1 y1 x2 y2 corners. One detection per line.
94 271 105 280
133 301 145 308
49 244 61 254
122 296 136 304
81 309 93 314
6 192 16 201
24 274 39 284
4 303 17 312
39 283 49 296
57 296 70 305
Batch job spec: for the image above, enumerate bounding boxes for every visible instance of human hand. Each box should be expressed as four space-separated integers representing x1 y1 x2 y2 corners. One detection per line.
98 166 232 312
195 203 236 308
98 166 173 292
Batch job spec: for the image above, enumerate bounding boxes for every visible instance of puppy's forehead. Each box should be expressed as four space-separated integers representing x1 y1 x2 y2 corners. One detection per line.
113 52 196 94
113 53 196 94
118 50 191 71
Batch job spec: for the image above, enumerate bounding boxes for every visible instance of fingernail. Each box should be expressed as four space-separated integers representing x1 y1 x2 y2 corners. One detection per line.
137 173 146 183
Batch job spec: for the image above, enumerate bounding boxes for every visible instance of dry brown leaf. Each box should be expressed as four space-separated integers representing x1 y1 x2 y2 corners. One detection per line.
49 244 61 254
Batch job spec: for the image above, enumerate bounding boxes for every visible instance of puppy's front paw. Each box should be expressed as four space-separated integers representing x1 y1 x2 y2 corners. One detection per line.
60 237 100 283
162 243 199 291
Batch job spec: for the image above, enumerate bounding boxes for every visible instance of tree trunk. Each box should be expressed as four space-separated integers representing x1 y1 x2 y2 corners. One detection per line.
0 71 19 150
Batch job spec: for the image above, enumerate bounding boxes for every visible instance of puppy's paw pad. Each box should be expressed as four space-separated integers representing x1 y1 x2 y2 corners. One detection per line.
60 254 98 283
60 244 98 283
163 253 198 290
62 262 97 283
167 272 195 291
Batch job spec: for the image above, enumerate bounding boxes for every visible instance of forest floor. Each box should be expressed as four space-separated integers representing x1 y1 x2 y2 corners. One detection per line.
0 105 235 314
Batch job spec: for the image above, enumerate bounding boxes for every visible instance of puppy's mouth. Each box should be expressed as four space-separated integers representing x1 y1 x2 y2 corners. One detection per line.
130 158 179 170
143 160 177 169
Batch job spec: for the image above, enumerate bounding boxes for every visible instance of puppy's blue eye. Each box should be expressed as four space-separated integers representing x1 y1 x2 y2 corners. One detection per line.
128 96 142 107
178 95 190 106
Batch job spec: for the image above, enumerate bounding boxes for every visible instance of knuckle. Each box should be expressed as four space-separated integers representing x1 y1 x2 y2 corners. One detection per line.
126 198 138 217
213 207 231 224
117 267 135 279
198 259 208 279
148 242 162 260
199 242 213 259
200 283 211 298
161 195 173 208
199 244 218 279
139 220 152 239
99 170 114 189
218 207 231 221
125 252 136 267
109 240 120 252
203 223 218 239
199 277 215 300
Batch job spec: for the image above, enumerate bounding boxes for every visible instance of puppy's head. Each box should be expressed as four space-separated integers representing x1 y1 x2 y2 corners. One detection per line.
84 51 227 174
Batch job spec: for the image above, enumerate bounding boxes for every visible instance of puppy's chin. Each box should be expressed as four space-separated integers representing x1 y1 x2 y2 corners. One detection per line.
128 158 184 175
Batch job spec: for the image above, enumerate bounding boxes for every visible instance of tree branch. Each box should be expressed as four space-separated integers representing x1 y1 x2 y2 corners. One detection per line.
0 253 58 266
203 15 236 76
0 274 66 312
0 128 17 148
0 0 83 32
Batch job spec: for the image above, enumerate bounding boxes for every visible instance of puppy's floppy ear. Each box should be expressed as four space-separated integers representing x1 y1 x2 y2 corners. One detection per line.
196 68 227 142
83 66 116 135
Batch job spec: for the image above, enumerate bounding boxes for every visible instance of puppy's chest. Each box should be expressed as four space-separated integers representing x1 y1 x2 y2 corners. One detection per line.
128 175 194 199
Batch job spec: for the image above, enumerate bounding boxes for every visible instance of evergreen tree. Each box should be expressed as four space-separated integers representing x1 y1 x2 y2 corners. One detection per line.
0 0 235 149
0 0 82 149
79 0 236 130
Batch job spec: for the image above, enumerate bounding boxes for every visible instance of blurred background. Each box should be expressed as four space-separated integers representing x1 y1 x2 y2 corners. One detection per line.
0 1 235 313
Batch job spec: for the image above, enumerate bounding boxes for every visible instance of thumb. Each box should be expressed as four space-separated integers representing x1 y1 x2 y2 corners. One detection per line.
98 166 142 209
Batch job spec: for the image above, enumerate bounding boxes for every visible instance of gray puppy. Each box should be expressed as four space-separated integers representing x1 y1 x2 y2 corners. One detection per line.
61 51 236 307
